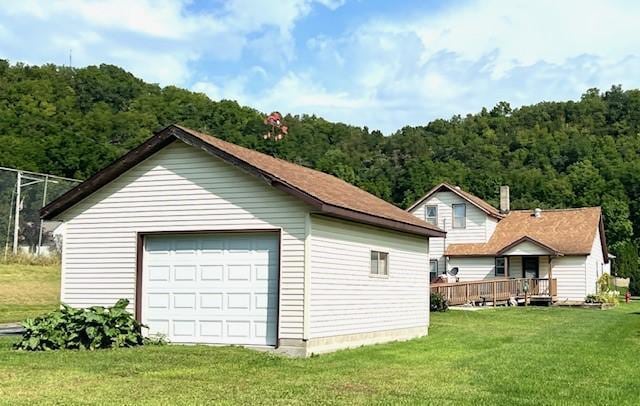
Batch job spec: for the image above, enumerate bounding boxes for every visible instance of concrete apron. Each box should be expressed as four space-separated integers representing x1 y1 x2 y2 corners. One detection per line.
0 323 25 336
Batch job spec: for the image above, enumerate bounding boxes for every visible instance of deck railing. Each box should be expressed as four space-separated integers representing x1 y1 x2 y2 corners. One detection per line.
431 278 557 306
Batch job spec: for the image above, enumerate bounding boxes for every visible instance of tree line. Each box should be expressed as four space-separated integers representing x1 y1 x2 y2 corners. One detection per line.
0 60 638 291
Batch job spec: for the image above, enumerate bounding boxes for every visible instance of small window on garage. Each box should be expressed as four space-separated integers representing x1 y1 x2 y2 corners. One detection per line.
370 251 389 276
453 203 466 229
495 257 506 277
425 205 438 225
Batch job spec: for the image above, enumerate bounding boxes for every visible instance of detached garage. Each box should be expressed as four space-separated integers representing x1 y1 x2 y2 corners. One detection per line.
42 124 444 356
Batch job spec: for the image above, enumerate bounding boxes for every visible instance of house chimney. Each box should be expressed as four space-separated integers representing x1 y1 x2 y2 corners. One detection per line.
533 208 542 218
500 186 510 213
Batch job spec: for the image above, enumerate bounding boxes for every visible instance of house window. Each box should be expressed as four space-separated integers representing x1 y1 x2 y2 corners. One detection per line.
495 257 506 277
430 259 439 281
453 203 466 228
370 251 389 276
425 205 438 225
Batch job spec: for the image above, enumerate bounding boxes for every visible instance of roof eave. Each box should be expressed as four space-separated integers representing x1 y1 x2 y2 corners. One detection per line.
495 236 562 256
41 124 444 238
41 129 176 220
319 204 446 238
407 183 504 220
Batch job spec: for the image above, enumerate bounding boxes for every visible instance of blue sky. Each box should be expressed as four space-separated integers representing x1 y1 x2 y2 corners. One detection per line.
1 0 639 133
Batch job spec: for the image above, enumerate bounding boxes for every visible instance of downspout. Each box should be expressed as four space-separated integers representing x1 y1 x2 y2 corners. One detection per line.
548 256 554 299
443 218 448 275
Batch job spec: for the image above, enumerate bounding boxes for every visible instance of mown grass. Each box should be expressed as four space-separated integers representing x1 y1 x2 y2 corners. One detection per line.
0 302 638 405
0 263 60 323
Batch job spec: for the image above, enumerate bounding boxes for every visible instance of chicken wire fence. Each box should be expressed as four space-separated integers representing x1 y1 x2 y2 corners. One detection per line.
0 167 81 258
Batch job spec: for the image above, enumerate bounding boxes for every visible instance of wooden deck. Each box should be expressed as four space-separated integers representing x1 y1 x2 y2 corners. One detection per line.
431 278 558 306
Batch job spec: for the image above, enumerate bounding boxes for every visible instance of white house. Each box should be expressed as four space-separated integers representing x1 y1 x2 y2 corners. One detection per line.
408 183 609 303
41 124 444 356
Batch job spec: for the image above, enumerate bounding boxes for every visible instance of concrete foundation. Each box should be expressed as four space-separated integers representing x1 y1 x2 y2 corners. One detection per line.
275 325 428 357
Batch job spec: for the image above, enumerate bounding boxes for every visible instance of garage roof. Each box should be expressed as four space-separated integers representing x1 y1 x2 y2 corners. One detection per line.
41 124 445 238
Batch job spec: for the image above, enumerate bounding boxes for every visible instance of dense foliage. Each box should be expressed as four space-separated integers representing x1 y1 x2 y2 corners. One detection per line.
14 299 145 351
0 60 639 290
430 291 449 312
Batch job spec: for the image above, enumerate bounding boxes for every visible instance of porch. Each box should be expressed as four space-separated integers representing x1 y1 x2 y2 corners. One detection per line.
431 277 558 306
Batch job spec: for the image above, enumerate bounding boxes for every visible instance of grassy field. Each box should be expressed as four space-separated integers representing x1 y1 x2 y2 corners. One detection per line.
0 263 60 323
0 302 638 405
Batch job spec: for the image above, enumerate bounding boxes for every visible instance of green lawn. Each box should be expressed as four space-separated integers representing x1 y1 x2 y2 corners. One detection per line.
1 302 639 405
0 263 60 323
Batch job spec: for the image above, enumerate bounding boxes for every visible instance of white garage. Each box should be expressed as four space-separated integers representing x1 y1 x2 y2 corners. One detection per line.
142 233 279 346
42 124 444 356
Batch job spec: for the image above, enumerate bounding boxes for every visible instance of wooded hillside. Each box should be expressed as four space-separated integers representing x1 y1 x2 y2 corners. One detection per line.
1 61 638 280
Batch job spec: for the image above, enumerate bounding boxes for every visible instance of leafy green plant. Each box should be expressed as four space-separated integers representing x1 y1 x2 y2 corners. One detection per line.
596 291 620 305
14 299 146 351
587 274 620 305
430 292 449 312
597 273 613 293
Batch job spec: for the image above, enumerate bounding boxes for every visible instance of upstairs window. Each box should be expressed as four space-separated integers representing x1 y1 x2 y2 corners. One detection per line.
453 203 466 229
495 257 506 277
370 251 389 276
425 205 438 225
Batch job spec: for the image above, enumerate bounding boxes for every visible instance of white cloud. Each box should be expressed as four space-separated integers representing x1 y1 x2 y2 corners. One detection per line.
1 0 217 40
243 0 640 132
411 0 640 78
0 0 342 85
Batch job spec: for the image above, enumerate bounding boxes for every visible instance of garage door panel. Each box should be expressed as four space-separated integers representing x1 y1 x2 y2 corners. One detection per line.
200 293 223 309
173 320 196 336
148 265 170 281
142 233 279 346
148 293 170 309
173 293 197 309
200 321 223 337
200 265 223 280
174 265 197 281
227 264 251 281
147 319 169 335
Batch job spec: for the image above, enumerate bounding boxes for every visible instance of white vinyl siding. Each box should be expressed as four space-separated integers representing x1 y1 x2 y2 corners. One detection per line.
308 216 429 339
447 257 496 281
502 241 553 256
58 141 308 340
410 191 496 274
551 256 588 302
586 228 606 295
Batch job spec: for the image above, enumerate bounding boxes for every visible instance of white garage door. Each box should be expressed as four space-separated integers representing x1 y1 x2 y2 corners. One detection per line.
142 232 279 346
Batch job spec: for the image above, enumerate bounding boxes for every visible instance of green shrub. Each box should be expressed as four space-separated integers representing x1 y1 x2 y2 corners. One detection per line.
597 273 613 293
14 299 146 351
430 292 449 312
596 291 620 305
